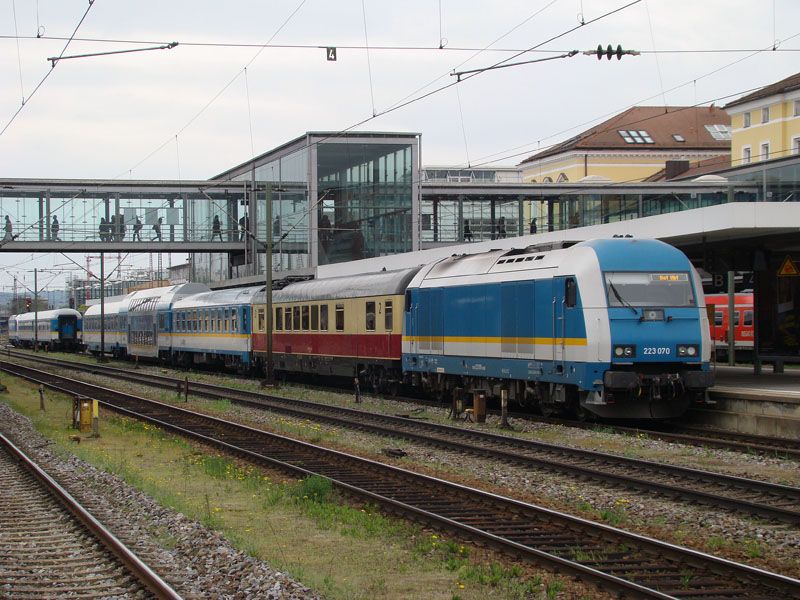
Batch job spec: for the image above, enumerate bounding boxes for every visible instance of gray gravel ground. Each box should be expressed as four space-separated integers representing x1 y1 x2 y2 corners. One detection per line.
0 402 322 600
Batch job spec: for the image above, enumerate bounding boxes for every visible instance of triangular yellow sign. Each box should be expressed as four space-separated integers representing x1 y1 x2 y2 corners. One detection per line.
778 255 800 277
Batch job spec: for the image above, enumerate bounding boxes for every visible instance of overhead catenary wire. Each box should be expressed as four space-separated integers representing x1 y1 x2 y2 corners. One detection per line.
11 0 24 105
643 0 667 108
455 85 471 168
459 28 800 169
0 0 96 138
116 0 307 179
1 32 799 55
361 0 376 116
196 0 645 196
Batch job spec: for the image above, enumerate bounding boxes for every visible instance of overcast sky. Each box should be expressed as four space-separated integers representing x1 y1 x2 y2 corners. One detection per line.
1 0 799 295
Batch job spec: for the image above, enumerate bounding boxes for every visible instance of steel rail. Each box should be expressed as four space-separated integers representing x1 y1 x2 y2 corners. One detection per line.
0 430 182 600
2 360 799 599
7 353 800 526
10 349 799 459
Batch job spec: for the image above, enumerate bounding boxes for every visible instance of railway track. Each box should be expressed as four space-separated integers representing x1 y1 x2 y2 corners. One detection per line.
528 416 800 461
2 359 798 599
5 353 800 527
0 430 181 600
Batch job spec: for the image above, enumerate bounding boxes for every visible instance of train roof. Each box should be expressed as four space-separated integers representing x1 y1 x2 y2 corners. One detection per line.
172 285 265 309
264 267 422 303
121 282 210 313
84 299 126 316
11 308 82 322
411 238 691 287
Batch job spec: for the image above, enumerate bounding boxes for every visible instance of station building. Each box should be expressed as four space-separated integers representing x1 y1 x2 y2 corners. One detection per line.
517 105 732 183
724 70 800 166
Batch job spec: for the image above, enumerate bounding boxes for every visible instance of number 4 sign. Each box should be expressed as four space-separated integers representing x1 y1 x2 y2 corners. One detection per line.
326 47 337 61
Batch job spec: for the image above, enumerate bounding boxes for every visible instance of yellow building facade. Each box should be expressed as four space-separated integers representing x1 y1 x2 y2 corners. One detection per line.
519 106 731 184
725 72 800 167
522 151 726 184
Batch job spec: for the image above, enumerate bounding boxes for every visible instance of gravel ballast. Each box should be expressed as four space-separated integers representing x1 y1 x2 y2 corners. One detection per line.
0 402 321 600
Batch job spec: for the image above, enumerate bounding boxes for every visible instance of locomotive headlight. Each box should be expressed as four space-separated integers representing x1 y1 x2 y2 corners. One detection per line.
677 344 699 357
613 345 635 358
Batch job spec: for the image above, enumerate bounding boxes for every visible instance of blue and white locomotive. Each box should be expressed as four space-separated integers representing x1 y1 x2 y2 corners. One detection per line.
8 308 83 350
402 238 713 419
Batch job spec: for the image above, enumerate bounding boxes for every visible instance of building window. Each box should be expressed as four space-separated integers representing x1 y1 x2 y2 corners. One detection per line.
742 146 751 164
762 106 770 123
618 129 653 144
795 100 800 117
556 173 568 183
793 137 800 155
704 124 731 141
743 112 751 128
761 142 770 160
672 134 685 142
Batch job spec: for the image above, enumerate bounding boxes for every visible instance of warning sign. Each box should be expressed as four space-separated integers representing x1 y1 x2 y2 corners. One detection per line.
778 255 800 277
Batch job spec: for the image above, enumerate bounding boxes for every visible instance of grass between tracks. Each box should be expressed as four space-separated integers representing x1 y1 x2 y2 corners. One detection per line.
0 373 586 600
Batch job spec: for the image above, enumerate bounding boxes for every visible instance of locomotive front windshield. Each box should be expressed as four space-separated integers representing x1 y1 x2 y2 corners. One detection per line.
604 272 695 308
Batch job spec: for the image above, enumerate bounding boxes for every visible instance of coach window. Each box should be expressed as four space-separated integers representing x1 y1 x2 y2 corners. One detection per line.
744 310 753 326
714 311 723 326
385 301 393 331
565 277 577 308
300 305 309 331
733 311 740 326
284 306 292 331
205 313 210 332
366 301 376 331
262 308 270 332
293 306 301 331
217 310 222 332
232 310 238 332
311 305 319 330
320 304 329 331
335 303 345 331
224 309 229 332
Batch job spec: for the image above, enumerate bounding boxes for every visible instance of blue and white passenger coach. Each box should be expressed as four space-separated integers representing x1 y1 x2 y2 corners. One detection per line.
171 286 260 368
9 308 82 350
120 283 210 360
83 297 128 357
402 238 713 419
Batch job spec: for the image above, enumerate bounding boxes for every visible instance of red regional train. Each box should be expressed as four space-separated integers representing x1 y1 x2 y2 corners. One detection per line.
705 292 754 352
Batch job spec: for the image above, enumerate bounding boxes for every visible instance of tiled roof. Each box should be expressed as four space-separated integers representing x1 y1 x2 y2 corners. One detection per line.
519 106 731 165
643 155 732 182
724 71 800 109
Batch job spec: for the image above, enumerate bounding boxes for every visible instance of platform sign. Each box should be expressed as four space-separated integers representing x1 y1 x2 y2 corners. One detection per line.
778 255 800 277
